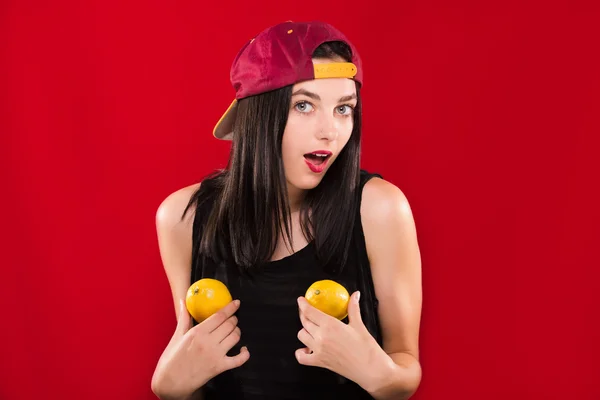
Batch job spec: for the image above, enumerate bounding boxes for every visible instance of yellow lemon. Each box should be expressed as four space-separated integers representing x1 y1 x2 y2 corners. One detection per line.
305 279 350 320
186 278 232 323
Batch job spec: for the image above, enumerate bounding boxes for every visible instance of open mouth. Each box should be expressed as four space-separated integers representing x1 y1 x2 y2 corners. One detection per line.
303 153 332 166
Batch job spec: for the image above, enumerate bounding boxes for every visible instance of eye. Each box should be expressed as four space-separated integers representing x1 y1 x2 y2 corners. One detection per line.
336 105 354 116
294 101 314 113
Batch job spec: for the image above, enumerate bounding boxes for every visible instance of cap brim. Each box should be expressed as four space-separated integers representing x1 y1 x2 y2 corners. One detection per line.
212 99 238 140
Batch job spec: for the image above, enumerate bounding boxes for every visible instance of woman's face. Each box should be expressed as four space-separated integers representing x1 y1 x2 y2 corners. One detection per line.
281 57 358 193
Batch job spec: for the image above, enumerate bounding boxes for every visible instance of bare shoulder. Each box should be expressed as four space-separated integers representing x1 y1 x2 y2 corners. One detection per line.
360 177 415 239
359 176 420 276
156 182 202 229
155 182 202 316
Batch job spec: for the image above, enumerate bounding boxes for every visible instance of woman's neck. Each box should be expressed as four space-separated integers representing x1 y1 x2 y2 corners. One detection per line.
287 183 307 214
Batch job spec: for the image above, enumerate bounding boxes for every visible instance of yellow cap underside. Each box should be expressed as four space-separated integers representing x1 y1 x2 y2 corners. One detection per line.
212 98 237 138
314 62 357 79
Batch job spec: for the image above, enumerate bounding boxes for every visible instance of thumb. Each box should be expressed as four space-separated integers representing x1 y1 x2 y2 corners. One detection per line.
175 298 192 335
347 291 363 327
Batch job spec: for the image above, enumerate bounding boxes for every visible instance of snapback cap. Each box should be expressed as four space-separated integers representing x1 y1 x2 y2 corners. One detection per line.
213 20 363 140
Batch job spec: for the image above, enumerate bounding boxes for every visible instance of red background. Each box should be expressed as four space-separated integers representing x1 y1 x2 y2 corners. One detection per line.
1 1 599 399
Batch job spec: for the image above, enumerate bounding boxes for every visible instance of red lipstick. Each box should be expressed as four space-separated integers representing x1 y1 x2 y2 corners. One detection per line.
303 150 332 173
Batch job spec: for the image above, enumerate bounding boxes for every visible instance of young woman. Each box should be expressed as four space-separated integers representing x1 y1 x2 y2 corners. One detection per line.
151 21 422 400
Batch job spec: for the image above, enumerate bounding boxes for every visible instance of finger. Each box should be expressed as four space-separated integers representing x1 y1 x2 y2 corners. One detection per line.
220 326 242 352
212 315 239 343
222 346 250 371
297 328 315 349
200 299 241 333
295 347 318 366
297 297 326 326
176 298 192 336
347 291 364 327
299 311 319 336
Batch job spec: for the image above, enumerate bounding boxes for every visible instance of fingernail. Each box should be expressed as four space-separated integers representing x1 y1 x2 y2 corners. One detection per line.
355 291 361 302
234 299 240 306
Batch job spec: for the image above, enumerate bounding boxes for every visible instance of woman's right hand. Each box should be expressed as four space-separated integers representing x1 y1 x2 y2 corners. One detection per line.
151 298 250 400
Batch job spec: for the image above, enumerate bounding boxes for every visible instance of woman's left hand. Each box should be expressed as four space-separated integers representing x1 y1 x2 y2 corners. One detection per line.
295 291 392 391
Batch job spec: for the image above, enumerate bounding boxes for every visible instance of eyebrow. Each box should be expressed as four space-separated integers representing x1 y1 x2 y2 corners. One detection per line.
291 89 357 102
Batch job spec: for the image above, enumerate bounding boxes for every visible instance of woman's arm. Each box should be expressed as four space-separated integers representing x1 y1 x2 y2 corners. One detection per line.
152 183 204 400
152 182 250 399
360 178 423 399
155 183 200 318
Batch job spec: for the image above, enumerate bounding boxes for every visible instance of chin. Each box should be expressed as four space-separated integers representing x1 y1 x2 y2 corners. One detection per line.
289 172 326 191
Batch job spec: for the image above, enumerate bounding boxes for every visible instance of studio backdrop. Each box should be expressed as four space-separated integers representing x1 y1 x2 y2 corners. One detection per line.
1 1 598 399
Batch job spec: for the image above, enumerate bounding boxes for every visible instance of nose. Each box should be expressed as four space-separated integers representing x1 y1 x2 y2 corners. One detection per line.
316 114 338 141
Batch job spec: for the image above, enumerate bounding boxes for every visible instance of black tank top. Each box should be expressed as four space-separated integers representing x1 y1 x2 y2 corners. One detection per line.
190 170 383 399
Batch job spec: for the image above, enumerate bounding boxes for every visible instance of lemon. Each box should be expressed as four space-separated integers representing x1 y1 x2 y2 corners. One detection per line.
305 279 350 320
186 278 232 323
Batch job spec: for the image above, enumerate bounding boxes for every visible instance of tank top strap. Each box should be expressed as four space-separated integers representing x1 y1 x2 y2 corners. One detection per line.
190 189 219 289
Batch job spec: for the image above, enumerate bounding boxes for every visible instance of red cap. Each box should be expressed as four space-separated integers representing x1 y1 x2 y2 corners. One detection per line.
213 20 363 140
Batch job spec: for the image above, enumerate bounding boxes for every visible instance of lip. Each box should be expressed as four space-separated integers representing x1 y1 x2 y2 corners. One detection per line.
306 150 333 156
304 154 331 173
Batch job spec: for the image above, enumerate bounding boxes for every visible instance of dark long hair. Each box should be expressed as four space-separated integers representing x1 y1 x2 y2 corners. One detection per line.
184 41 362 275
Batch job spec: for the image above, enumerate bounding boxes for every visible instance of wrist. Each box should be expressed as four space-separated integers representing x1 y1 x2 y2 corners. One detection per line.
154 389 201 400
364 354 422 400
152 373 203 400
361 354 398 397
